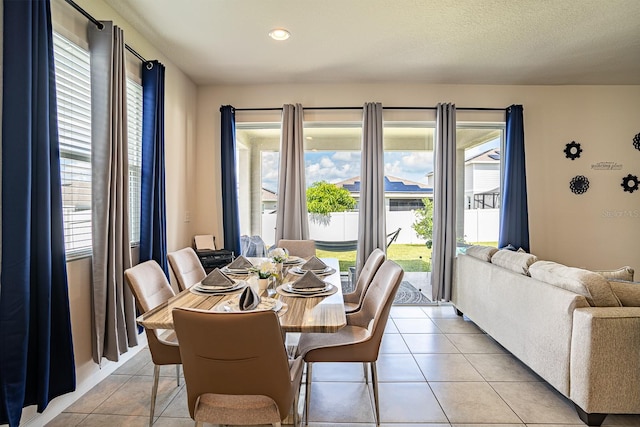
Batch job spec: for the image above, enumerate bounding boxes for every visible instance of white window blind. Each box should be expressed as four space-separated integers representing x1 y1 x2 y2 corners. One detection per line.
127 78 143 245
53 32 93 257
54 32 145 257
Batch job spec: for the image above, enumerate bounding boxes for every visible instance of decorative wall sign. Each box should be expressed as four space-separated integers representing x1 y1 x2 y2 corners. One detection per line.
621 174 639 193
564 141 583 160
591 161 623 171
633 133 640 151
569 175 589 194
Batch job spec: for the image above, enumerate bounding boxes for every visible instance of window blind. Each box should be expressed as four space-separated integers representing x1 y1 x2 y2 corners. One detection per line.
127 78 143 245
53 32 93 257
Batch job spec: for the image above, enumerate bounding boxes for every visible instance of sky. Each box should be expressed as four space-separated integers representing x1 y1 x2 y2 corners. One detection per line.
261 137 500 193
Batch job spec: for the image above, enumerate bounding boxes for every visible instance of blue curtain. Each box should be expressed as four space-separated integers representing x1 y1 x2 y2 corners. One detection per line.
0 1 76 425
499 105 530 252
140 61 168 276
220 106 241 256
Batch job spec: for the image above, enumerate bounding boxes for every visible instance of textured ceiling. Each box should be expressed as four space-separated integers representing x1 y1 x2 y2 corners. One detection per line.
103 0 640 85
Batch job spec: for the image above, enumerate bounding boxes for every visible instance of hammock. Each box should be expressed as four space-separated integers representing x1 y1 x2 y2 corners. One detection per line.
313 227 401 252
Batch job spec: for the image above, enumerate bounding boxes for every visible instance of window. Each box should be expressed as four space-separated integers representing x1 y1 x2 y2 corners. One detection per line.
127 79 143 245
53 32 143 258
54 32 93 257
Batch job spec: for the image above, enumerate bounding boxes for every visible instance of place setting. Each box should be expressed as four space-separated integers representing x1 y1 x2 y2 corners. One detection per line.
214 284 286 314
189 268 247 296
219 255 254 276
287 256 336 277
277 270 337 298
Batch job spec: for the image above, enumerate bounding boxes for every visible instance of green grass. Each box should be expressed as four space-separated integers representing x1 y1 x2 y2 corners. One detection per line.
316 244 432 273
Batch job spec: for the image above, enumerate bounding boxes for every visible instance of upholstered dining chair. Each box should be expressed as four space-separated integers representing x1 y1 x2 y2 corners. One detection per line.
167 247 206 292
343 248 386 314
276 239 316 258
296 260 404 426
124 261 182 427
173 308 304 427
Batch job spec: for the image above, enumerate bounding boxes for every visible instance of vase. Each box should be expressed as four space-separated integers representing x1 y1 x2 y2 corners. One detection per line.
275 262 283 276
258 278 269 291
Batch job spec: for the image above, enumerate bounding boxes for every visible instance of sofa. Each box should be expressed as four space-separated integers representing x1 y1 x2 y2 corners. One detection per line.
452 245 640 426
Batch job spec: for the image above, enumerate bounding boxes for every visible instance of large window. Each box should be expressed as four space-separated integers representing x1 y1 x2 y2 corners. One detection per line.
53 32 143 258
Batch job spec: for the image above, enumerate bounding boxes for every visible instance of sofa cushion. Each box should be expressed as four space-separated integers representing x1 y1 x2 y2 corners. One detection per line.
490 250 538 275
609 280 640 307
594 266 634 282
529 261 621 307
465 245 498 262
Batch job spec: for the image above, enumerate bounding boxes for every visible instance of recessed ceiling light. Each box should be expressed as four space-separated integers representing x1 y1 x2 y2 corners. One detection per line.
269 28 291 41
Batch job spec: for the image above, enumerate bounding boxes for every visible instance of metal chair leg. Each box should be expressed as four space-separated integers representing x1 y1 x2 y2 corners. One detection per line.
304 362 312 426
371 361 380 426
363 362 369 384
150 364 160 427
176 364 181 386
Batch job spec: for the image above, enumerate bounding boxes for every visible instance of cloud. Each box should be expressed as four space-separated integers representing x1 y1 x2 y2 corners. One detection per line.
332 151 358 161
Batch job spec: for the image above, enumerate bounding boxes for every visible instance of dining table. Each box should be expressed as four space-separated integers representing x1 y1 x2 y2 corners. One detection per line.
136 257 347 334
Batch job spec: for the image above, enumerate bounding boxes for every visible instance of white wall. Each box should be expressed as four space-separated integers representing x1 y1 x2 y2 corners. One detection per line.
196 83 640 271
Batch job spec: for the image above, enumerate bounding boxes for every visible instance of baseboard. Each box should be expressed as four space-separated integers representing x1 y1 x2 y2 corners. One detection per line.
21 333 148 427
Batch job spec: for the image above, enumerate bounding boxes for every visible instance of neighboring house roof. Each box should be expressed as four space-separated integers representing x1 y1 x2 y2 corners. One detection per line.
334 175 432 194
262 188 277 202
465 148 500 163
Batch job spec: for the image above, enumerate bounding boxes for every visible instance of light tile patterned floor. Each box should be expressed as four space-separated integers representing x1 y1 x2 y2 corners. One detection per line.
47 305 640 426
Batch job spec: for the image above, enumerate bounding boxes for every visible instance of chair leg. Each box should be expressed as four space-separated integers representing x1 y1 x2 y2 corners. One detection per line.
150 365 160 427
371 361 380 426
175 364 181 386
363 362 369 384
272 423 281 427
304 362 312 426
293 380 300 427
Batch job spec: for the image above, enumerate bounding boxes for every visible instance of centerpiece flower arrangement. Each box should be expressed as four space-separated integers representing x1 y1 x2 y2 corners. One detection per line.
269 247 289 263
251 260 276 279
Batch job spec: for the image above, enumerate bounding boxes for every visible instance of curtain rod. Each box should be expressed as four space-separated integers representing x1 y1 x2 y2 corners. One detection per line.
235 106 507 112
64 0 148 63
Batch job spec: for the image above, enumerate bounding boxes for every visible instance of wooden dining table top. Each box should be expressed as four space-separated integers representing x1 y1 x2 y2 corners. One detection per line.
136 257 347 333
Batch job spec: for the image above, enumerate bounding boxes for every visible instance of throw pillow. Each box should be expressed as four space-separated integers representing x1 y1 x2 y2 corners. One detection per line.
529 261 621 307
490 250 538 275
594 266 635 282
465 245 498 262
609 280 640 307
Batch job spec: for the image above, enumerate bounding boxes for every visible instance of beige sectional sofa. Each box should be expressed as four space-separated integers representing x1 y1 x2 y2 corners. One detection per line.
452 246 640 426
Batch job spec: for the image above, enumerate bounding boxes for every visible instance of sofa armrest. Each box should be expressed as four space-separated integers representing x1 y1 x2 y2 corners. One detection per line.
570 307 640 414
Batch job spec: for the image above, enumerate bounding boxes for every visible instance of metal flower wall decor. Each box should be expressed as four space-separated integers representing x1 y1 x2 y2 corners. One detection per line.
621 174 639 193
570 175 589 195
633 133 640 151
564 141 582 160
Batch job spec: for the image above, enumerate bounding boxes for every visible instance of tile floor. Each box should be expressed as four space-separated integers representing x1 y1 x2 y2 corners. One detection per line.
47 304 640 427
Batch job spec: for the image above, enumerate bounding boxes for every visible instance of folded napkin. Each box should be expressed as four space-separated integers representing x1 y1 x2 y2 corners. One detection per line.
238 286 260 310
302 256 327 271
227 255 253 269
201 268 234 287
292 271 326 289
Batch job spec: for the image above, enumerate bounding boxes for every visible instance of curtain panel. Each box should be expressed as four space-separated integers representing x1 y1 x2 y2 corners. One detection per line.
88 21 138 364
275 104 309 241
220 105 241 255
431 103 457 302
499 105 530 252
140 60 169 276
356 102 386 274
0 1 76 425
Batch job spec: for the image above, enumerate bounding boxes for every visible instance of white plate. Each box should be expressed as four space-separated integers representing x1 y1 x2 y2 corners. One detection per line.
194 281 246 293
221 266 250 275
276 283 337 298
286 283 329 294
283 256 304 265
289 266 336 276
213 297 283 313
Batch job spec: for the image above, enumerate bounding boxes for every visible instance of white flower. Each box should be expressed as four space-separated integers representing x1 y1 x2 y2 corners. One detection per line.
269 247 289 263
257 261 275 278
